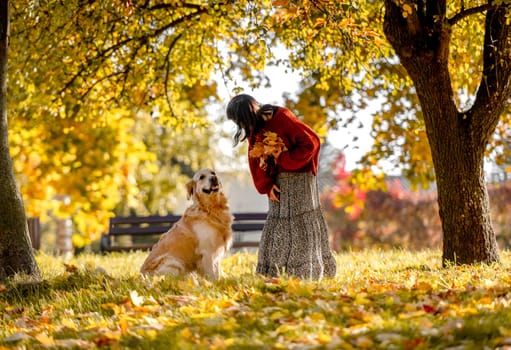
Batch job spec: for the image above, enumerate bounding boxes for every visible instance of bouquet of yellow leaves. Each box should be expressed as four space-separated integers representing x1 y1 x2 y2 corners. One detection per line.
249 131 288 172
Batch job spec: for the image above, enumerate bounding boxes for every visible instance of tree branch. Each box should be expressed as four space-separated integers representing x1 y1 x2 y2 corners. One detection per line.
57 4 208 99
471 3 511 143
163 32 183 118
447 4 494 26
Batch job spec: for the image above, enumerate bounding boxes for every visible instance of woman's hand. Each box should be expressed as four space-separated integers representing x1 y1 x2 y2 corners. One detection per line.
269 184 281 202
270 147 283 161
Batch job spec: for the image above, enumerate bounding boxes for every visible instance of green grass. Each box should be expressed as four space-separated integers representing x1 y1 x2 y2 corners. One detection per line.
1 249 511 349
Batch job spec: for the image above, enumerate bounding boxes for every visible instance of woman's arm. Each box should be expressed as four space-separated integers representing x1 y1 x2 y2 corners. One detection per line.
248 146 275 195
276 108 320 172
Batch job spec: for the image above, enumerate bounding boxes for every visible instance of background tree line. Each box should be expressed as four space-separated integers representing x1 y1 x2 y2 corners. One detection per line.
322 153 511 251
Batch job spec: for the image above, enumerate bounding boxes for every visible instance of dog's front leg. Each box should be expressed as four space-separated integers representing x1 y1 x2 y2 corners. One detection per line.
200 255 219 280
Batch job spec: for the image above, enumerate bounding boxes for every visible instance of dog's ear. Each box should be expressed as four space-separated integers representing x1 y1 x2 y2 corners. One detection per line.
186 180 194 200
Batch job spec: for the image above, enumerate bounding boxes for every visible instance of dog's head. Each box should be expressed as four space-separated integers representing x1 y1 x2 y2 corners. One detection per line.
186 168 223 202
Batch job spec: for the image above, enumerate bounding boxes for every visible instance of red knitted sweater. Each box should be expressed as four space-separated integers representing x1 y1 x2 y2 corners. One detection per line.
248 107 321 195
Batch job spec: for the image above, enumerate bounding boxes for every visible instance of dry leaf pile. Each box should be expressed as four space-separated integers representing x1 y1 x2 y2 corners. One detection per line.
249 131 288 171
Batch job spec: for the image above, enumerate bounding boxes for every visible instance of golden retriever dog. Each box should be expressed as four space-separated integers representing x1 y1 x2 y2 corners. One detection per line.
140 169 233 279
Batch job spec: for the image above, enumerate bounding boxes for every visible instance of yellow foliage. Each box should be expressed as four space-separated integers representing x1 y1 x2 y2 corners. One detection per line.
9 107 153 241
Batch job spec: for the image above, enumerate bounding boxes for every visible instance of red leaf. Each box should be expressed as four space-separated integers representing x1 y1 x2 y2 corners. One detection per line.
422 304 436 313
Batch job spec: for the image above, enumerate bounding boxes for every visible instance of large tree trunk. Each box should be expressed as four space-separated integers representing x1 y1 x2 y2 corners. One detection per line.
434 118 500 265
0 0 40 280
383 1 511 265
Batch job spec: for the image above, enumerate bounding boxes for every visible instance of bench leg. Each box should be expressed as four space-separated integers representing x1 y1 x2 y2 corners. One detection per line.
99 233 112 252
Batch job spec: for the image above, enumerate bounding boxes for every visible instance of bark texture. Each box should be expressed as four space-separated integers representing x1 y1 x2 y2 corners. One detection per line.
383 0 511 265
0 0 40 280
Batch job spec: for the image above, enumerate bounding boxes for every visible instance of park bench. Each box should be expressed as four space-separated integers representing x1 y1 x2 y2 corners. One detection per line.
99 212 267 253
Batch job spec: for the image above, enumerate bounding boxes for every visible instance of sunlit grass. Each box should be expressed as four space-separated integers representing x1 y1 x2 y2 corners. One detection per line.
1 249 511 349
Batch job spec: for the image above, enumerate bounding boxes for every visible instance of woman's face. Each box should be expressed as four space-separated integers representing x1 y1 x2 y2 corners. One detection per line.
250 100 260 114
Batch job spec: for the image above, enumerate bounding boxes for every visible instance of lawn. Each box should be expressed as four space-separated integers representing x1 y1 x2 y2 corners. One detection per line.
1 249 511 349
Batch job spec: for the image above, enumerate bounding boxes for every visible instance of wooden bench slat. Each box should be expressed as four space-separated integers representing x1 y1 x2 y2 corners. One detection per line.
108 226 170 236
102 243 153 252
231 241 260 248
109 215 181 225
231 223 265 231
233 213 267 220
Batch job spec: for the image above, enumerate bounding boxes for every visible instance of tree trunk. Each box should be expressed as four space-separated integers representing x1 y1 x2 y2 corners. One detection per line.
383 1 511 265
0 0 40 280
436 139 499 265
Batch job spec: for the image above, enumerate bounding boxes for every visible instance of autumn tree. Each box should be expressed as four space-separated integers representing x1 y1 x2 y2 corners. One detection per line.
381 0 511 265
268 1 511 265
0 0 39 280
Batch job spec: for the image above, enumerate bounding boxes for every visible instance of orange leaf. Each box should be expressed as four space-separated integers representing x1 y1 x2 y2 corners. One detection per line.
313 18 326 28
272 0 290 6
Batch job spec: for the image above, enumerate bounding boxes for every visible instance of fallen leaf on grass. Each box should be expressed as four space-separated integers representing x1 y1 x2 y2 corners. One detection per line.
285 279 313 297
60 317 78 331
34 332 55 345
93 331 121 347
63 263 79 273
316 332 332 344
129 290 145 307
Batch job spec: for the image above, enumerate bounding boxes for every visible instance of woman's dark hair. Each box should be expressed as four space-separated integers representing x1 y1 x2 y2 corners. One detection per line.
226 94 265 146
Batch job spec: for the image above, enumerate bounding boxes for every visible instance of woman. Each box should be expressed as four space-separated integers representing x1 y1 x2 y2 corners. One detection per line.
226 94 337 279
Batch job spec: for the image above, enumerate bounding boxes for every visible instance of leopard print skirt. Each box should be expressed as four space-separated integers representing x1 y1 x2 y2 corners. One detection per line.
256 172 337 279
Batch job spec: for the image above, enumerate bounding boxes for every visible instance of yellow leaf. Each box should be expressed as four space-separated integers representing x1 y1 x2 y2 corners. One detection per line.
180 327 193 340
317 332 332 344
61 318 78 331
270 311 286 320
404 303 417 312
308 312 325 322
285 279 313 297
130 290 144 307
415 281 433 291
190 313 218 319
478 297 492 305
35 332 55 345
119 317 129 335
276 323 298 335
354 292 370 305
